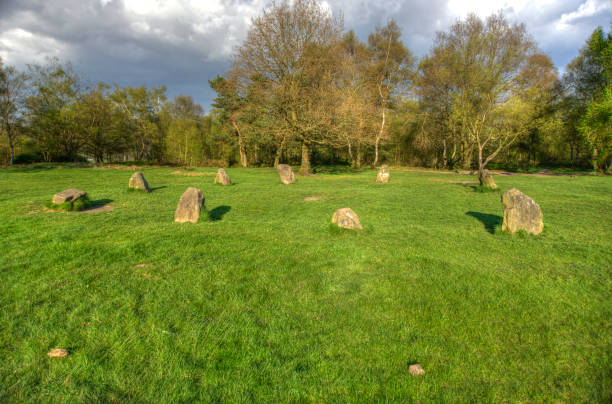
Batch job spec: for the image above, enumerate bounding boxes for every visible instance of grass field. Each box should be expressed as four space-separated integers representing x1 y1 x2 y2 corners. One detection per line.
0 165 610 402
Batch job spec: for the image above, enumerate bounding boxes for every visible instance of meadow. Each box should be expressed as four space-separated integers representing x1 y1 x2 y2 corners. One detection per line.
0 165 610 402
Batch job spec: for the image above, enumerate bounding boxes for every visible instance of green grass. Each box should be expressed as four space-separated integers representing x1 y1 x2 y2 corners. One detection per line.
0 165 610 402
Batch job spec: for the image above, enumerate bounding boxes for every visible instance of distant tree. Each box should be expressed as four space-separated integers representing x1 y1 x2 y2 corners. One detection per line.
162 95 205 165
562 26 611 171
111 85 166 161
209 75 250 167
26 58 84 162
0 58 28 165
232 0 342 174
416 13 556 182
76 83 128 163
366 20 414 166
578 85 611 172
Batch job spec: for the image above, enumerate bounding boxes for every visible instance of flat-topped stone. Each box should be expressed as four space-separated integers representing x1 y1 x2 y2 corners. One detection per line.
129 172 150 192
52 189 87 204
332 208 362 230
214 168 231 185
174 187 204 223
277 164 295 184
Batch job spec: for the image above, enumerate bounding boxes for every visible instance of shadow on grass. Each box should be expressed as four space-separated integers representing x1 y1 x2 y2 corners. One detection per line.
149 186 167 192
91 198 114 207
313 166 369 175
466 211 503 234
208 205 231 222
5 163 60 173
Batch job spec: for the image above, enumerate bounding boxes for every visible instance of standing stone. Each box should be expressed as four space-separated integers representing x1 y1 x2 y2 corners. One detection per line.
479 169 498 189
129 172 150 192
376 164 390 183
501 188 543 235
214 168 231 185
277 164 295 184
331 208 363 230
174 187 204 223
52 189 87 204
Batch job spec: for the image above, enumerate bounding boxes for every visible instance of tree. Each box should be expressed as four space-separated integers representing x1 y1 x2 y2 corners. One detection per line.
0 58 28 165
562 26 611 170
416 13 555 182
111 85 166 161
76 83 128 163
26 58 84 162
366 20 414 166
209 75 250 167
162 95 205 166
232 0 342 174
578 85 611 172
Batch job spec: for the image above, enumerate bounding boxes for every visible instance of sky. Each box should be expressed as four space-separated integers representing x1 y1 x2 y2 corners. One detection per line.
0 0 610 109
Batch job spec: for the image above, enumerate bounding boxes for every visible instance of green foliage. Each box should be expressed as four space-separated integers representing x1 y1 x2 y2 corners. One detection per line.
578 85 612 172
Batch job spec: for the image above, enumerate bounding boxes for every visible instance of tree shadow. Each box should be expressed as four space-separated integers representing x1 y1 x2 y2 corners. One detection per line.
312 166 369 175
149 186 167 192
5 164 57 173
466 211 503 234
91 198 114 207
208 205 231 222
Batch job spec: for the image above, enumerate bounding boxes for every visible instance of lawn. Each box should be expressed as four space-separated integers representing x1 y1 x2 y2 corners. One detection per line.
0 165 610 402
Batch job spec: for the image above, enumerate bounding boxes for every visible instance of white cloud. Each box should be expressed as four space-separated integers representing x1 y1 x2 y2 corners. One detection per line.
556 0 612 29
0 28 68 64
0 0 610 107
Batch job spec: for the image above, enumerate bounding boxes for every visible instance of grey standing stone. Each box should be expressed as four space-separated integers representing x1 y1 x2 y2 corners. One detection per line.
174 187 204 223
332 208 363 230
129 172 150 192
376 165 390 183
501 188 543 235
277 164 295 184
52 189 87 204
214 168 231 185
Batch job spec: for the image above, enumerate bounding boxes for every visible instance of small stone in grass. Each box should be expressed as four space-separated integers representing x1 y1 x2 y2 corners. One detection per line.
47 348 68 358
409 363 425 376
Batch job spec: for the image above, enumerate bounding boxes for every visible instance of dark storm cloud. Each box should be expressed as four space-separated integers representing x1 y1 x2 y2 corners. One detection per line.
1 0 610 108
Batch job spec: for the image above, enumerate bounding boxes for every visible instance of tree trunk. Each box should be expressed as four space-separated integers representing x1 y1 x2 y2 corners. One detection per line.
299 142 311 175
6 123 15 165
442 139 448 169
462 140 473 170
373 107 386 166
347 141 354 167
231 119 247 168
356 142 362 168
593 147 599 172
273 135 286 168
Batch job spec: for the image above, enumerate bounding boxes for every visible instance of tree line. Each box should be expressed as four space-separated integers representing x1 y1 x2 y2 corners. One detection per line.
1 0 610 177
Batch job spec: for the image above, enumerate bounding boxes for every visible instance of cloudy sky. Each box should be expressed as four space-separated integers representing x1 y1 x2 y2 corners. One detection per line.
1 0 610 109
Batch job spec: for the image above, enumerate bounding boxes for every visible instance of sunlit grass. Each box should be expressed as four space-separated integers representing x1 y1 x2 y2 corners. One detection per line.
0 165 610 402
